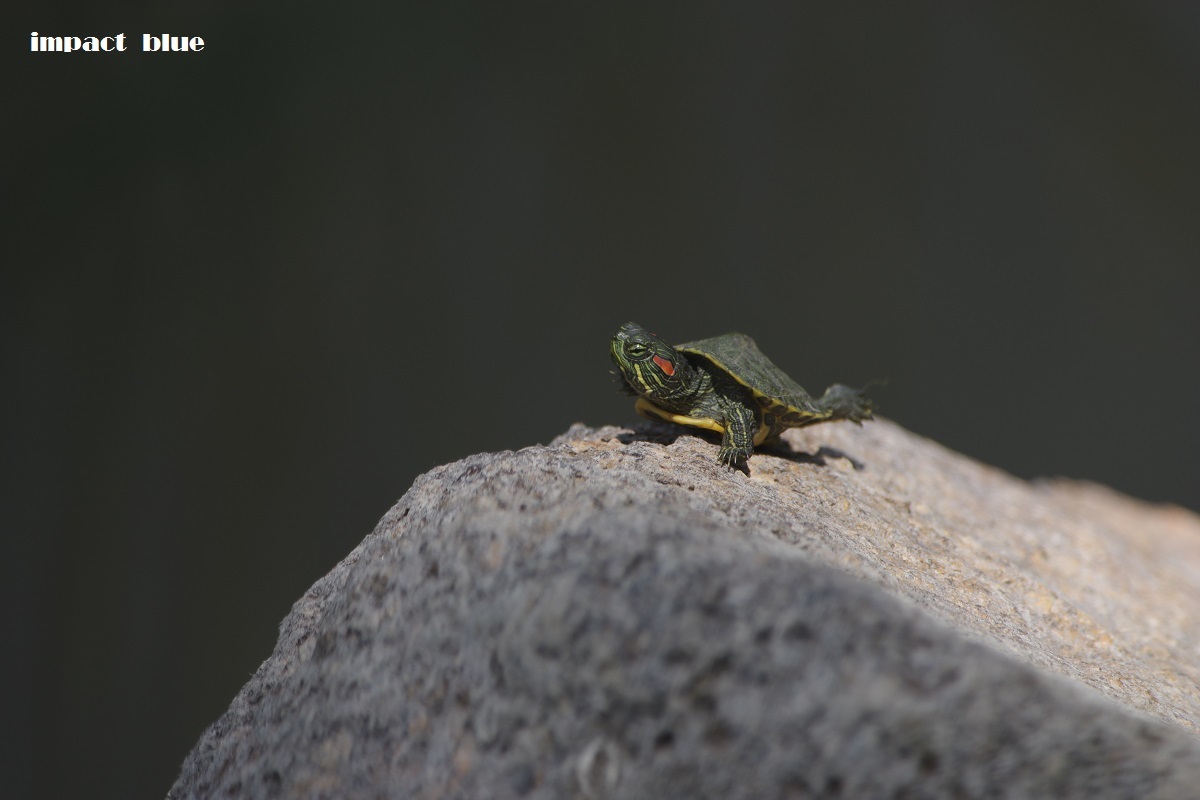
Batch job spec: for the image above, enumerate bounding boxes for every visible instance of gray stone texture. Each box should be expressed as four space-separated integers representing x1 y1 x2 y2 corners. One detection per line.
169 419 1200 799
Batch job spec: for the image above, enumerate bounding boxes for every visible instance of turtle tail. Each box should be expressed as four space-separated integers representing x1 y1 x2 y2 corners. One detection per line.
816 383 876 424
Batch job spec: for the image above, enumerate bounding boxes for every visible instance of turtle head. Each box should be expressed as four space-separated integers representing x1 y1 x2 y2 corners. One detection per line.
610 322 692 402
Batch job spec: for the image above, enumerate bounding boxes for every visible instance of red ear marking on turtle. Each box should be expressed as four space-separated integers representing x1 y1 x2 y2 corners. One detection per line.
652 355 675 376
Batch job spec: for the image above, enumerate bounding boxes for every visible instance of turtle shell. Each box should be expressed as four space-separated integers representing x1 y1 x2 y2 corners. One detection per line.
676 333 832 432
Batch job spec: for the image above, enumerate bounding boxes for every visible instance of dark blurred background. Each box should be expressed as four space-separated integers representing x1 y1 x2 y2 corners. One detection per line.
5 2 1198 797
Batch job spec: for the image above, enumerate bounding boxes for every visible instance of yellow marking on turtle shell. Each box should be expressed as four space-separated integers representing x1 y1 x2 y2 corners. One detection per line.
634 398 772 445
676 347 827 422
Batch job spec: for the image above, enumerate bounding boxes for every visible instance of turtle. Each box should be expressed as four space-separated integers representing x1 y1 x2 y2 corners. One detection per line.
610 322 875 467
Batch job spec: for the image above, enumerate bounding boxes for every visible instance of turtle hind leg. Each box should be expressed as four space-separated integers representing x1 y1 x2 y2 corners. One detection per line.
815 384 876 423
717 403 757 466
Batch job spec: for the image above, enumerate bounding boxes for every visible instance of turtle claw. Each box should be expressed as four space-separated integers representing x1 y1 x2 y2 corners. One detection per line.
718 446 752 468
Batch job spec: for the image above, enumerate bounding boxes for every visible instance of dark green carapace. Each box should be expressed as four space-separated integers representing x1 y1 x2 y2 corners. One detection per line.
610 322 875 467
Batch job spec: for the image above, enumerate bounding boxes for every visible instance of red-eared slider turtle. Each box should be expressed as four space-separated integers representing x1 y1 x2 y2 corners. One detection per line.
610 322 875 466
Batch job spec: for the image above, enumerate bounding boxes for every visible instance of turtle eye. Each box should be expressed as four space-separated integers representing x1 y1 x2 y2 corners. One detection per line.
626 343 649 358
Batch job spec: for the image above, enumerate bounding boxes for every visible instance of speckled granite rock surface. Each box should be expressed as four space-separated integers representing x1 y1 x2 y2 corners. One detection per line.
169 420 1200 799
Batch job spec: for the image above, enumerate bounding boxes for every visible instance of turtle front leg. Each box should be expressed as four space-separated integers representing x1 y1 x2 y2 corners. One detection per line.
718 403 758 466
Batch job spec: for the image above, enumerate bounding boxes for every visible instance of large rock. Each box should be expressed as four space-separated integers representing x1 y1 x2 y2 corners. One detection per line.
169 420 1200 799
